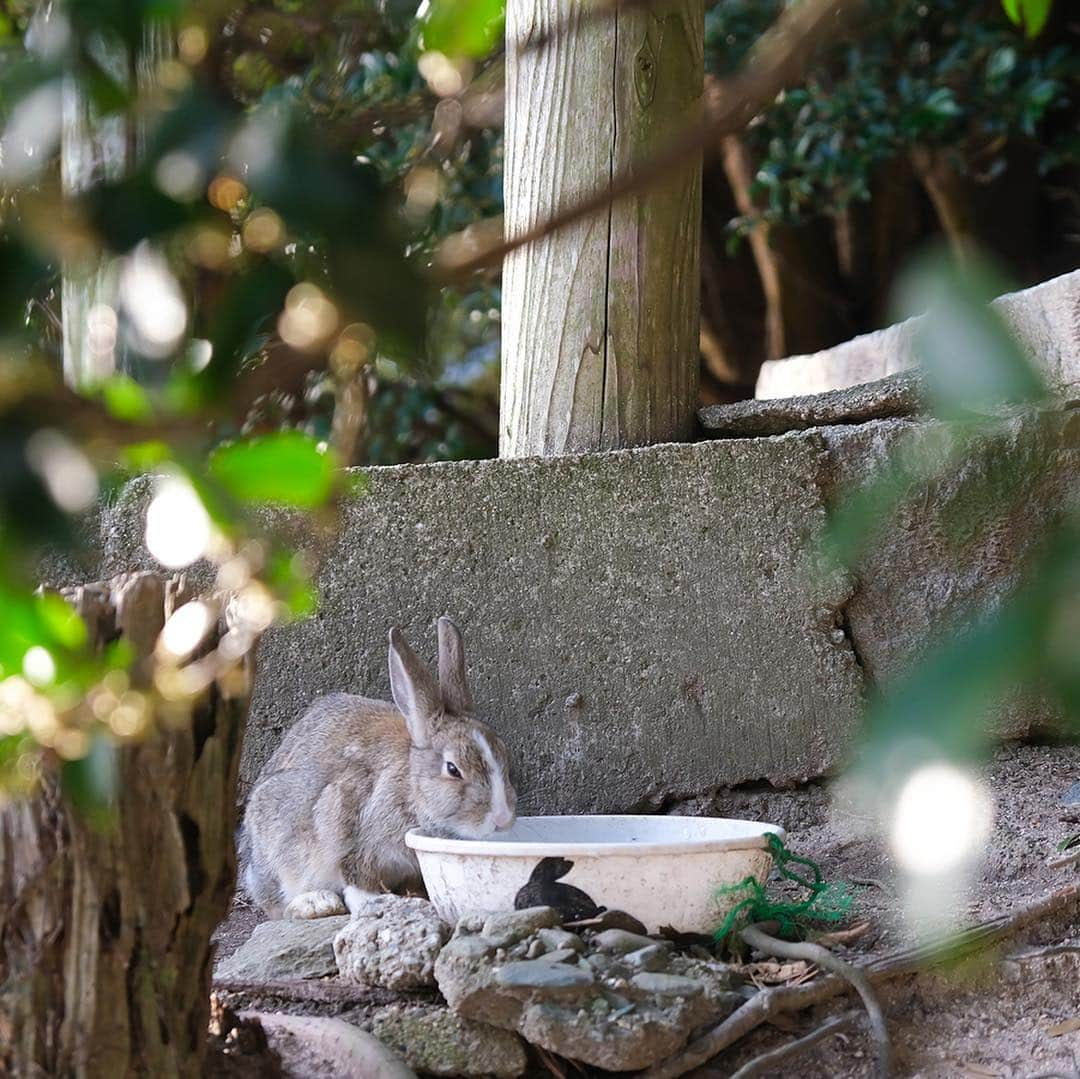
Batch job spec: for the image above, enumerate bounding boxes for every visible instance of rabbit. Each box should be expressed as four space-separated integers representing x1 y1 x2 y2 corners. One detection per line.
240 616 517 918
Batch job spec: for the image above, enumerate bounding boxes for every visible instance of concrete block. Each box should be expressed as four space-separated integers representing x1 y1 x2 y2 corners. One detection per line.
67 439 865 811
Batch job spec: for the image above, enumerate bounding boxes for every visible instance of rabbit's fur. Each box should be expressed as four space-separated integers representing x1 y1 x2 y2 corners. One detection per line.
241 617 517 917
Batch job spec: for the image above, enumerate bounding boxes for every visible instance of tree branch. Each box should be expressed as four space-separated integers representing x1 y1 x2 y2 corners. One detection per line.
728 1010 859 1079
440 0 864 279
741 924 891 1078
640 881 1080 1079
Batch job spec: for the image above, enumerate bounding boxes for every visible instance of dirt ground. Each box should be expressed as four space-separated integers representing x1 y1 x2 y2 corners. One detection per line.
212 741 1080 1078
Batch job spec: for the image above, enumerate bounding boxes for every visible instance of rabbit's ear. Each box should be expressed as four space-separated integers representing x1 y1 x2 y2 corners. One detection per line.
437 616 474 717
388 626 441 746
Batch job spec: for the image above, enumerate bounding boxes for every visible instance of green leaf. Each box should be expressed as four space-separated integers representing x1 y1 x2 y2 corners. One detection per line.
121 440 171 471
1001 0 1052 37
852 526 1074 791
209 432 338 508
37 593 88 650
100 375 152 422
422 0 505 58
1021 0 1052 37
892 250 1047 418
824 424 962 570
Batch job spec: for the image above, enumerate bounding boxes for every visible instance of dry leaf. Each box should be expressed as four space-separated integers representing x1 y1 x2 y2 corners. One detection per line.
1046 1016 1080 1037
814 921 873 947
741 959 818 988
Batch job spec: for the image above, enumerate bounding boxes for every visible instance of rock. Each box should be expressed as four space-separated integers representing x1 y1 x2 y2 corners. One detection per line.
456 913 487 933
537 927 585 953
370 1004 526 1078
481 907 562 947
447 936 496 959
630 972 703 998
1061 781 1080 821
699 371 923 437
592 929 659 955
246 1012 415 1079
496 961 595 992
537 948 579 965
333 895 449 990
215 917 349 982
625 944 668 972
435 919 743 1071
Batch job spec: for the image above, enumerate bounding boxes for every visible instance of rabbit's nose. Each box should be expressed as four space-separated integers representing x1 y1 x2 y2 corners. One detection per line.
493 808 515 830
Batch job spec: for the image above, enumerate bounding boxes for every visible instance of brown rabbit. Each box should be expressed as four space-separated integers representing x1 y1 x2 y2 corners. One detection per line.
241 616 517 918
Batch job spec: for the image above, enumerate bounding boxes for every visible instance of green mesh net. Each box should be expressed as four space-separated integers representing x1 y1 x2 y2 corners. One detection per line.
714 832 854 943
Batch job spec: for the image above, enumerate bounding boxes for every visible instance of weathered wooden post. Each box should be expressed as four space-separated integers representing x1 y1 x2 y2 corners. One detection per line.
500 0 704 456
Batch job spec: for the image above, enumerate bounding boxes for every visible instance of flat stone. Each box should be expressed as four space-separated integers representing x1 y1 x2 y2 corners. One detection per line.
444 936 495 960
216 917 349 982
536 948 579 965
370 1004 526 1078
591 929 659 955
756 269 1080 398
495 960 595 992
699 371 923 436
246 1011 415 1078
481 907 562 947
516 997 728 1072
537 927 585 953
625 944 669 971
1061 781 1080 805
333 896 449 991
631 972 704 998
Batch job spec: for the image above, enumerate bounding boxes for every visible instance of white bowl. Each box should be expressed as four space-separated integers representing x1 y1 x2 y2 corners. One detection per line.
405 815 783 934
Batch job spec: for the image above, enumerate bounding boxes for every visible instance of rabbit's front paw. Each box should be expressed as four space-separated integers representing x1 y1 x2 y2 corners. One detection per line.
344 884 383 916
284 889 348 919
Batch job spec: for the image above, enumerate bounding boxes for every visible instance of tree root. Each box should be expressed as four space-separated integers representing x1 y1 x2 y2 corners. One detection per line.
727 1010 859 1079
640 881 1080 1079
740 924 892 1078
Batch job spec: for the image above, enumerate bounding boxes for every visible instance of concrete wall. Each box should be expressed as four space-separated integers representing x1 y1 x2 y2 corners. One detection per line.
60 397 1078 814
756 269 1080 400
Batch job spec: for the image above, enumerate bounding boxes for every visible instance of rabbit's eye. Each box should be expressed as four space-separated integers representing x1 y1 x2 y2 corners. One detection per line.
445 761 462 779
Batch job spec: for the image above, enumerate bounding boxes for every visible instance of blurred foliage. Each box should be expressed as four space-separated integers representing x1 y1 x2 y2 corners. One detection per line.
825 249 1078 799
0 0 504 800
706 0 1077 235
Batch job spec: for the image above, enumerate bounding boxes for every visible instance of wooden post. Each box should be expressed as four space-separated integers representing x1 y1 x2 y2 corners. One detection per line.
500 0 704 456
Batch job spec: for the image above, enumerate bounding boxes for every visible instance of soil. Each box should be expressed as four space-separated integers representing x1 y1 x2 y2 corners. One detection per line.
211 741 1080 1078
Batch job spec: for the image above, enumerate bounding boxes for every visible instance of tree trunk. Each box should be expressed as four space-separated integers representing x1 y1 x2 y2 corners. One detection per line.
500 0 703 456
720 133 847 363
699 157 765 401
0 573 254 1078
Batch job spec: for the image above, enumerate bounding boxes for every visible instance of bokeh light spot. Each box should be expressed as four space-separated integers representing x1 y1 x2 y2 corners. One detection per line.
145 477 212 569
890 762 993 876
